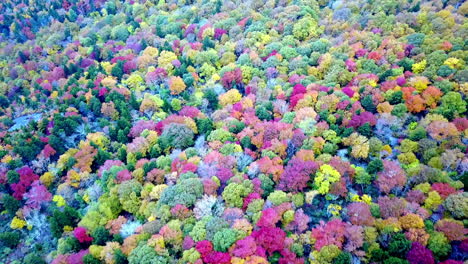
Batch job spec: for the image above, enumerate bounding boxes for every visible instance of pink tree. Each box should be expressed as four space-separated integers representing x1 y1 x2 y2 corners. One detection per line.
23 181 52 209
278 158 318 192
311 219 346 250
375 160 406 193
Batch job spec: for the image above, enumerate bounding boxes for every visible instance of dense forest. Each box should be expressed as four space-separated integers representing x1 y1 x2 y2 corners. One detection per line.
0 0 467 263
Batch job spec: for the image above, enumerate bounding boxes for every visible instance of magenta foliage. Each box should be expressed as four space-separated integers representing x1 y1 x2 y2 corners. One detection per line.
439 261 463 264
342 86 354 97
431 183 457 199
197 24 211 40
179 106 201 118
146 67 168 85
256 208 281 228
407 242 435 264
233 236 257 258
97 160 124 178
214 28 227 39
286 209 310 233
347 111 377 128
67 249 89 264
311 219 346 250
345 59 356 72
184 24 197 37
291 84 306 97
243 192 261 210
278 158 318 192
128 120 157 138
216 167 234 183
453 117 468 131
23 181 52 209
116 169 132 183
289 93 305 109
406 190 426 204
203 251 231 264
123 60 137 74
279 248 304 264
251 227 286 255
344 224 364 252
10 166 39 200
221 68 242 89
183 236 195 250
42 144 57 158
196 240 214 256
74 227 93 243
181 163 197 174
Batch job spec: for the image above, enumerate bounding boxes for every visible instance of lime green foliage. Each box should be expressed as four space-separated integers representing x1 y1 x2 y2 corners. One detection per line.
79 193 122 232
314 164 341 194
424 191 443 211
311 245 342 264
182 248 201 263
222 181 253 208
427 231 451 258
207 128 234 143
213 228 239 252
267 190 290 206
293 15 323 41
128 243 169 264
436 91 466 119
117 180 143 215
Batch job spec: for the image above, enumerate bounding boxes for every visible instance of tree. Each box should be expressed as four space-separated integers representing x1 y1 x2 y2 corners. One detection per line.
367 159 383 174
213 228 239 252
2 194 20 216
158 123 195 150
407 242 434 264
169 76 187 95
23 253 47 264
444 192 468 219
256 105 273 121
83 254 101 264
112 60 125 80
0 232 21 248
49 206 80 238
347 202 374 226
293 15 322 40
73 227 93 244
314 164 341 194
204 88 219 109
311 219 346 250
375 160 406 194
111 24 130 41
388 233 412 256
362 95 377 113
278 158 318 192
427 231 451 259
128 243 169 264
436 92 466 120
159 178 204 207
222 181 253 208
23 181 52 209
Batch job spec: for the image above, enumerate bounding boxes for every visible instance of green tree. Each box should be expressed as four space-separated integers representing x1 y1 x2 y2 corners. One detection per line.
436 91 466 120
49 206 80 238
213 228 239 252
111 60 125 80
0 232 21 248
